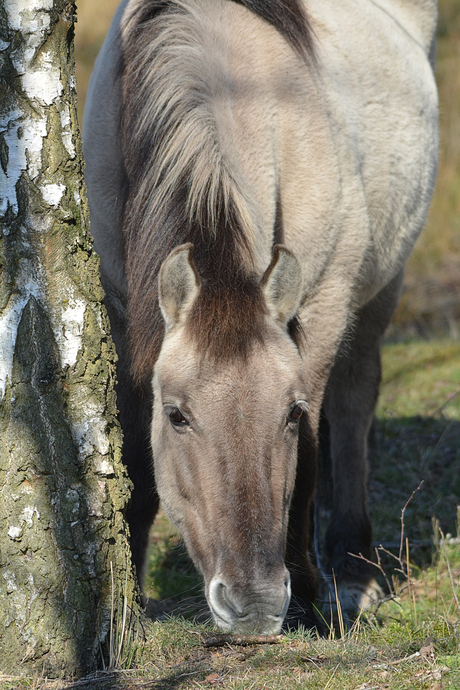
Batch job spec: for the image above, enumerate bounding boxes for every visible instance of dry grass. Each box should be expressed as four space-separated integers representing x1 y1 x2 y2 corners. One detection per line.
5 550 459 689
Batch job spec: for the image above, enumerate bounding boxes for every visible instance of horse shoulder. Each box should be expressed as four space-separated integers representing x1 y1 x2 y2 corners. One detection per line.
302 0 437 301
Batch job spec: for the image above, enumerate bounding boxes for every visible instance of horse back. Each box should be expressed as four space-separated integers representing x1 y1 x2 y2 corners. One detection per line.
370 0 437 64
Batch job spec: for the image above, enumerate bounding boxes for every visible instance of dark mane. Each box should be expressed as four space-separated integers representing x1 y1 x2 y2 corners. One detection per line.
121 0 312 382
234 0 315 62
185 268 268 365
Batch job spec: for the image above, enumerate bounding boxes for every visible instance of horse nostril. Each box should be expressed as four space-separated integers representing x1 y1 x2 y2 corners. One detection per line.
283 571 291 597
208 578 240 623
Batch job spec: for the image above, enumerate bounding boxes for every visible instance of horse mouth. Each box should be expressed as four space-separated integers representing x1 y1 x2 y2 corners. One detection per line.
211 610 285 635
207 575 291 635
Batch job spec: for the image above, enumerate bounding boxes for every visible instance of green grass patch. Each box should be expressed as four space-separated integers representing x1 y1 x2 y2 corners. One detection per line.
145 521 202 604
370 339 460 557
378 340 460 419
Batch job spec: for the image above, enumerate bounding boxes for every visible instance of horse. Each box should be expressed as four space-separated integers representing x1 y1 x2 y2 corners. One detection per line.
83 0 438 634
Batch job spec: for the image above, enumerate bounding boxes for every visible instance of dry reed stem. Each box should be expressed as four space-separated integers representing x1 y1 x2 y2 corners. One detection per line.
109 561 115 669
323 662 340 689
438 528 460 614
332 569 346 639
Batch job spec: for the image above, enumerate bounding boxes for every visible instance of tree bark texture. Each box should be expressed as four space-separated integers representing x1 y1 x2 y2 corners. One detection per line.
0 0 137 677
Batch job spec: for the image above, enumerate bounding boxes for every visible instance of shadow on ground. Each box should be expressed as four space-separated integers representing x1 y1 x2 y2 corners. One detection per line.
369 415 460 559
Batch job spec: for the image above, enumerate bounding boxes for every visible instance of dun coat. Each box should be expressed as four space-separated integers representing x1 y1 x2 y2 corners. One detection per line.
83 0 438 633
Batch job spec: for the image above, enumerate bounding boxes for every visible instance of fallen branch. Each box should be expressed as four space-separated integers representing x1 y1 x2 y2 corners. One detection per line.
372 651 420 668
203 634 282 648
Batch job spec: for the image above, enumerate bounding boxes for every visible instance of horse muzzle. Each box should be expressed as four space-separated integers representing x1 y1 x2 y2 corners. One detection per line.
207 571 291 635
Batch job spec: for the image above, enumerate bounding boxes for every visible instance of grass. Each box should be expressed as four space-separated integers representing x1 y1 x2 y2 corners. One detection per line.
378 340 460 420
369 340 460 559
11 567 459 688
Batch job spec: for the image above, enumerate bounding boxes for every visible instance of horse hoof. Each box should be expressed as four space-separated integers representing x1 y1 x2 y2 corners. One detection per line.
335 578 383 616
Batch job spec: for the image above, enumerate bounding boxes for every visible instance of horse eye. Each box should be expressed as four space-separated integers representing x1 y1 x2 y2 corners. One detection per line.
168 407 187 426
289 404 304 423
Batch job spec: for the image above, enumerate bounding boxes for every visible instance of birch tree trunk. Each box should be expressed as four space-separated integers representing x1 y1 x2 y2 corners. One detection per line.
0 0 137 677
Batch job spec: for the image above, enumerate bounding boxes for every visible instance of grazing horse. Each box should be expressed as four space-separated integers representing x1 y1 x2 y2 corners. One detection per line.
83 0 438 633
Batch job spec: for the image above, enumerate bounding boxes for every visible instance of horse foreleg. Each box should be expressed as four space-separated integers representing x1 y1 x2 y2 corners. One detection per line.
285 414 326 632
103 291 160 589
120 381 159 590
321 271 404 615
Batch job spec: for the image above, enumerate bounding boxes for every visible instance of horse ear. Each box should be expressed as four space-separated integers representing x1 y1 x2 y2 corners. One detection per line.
260 245 303 326
158 244 201 330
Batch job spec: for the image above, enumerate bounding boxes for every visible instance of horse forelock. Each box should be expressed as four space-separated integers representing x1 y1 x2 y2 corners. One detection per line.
185 275 267 364
120 0 311 382
125 195 306 381
125 190 267 381
184 283 306 365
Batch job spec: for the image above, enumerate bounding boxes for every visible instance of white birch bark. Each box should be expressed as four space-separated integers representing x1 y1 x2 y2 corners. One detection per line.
0 0 137 676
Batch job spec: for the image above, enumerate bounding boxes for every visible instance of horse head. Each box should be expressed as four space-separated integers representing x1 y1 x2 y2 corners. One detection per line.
151 243 306 633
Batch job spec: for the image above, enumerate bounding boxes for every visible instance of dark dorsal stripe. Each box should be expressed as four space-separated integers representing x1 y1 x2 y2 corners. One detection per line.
232 0 314 62
126 0 314 61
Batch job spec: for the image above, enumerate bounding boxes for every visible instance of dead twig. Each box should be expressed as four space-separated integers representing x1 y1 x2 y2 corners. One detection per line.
372 651 421 668
399 481 424 569
430 391 460 419
348 482 425 614
323 663 340 689
349 547 392 598
203 634 282 648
